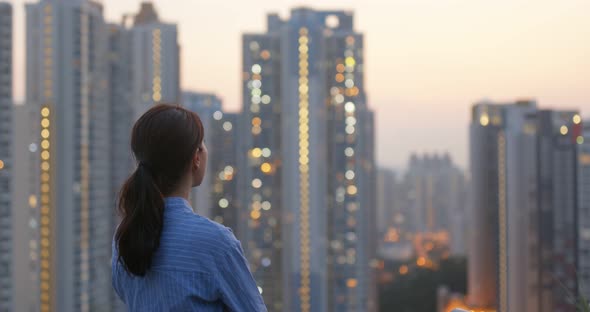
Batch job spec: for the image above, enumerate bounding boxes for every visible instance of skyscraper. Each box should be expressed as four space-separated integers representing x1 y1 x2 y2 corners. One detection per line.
128 2 180 119
470 100 582 312
536 109 580 312
403 154 466 254
242 8 376 312
376 168 396 235
468 101 505 310
107 22 133 312
0 2 12 310
577 120 590 303
183 92 240 230
26 0 112 310
11 105 38 311
241 16 284 311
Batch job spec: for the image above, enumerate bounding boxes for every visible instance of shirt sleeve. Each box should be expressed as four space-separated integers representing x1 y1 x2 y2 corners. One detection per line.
217 228 267 312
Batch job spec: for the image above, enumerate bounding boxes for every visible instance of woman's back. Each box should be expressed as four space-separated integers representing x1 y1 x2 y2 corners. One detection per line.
112 197 266 311
112 105 265 311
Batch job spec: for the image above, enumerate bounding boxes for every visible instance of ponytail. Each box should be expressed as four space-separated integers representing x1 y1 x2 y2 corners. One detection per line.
115 163 165 276
114 104 204 276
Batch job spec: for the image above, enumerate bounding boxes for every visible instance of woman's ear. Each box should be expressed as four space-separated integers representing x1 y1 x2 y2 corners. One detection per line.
193 151 200 169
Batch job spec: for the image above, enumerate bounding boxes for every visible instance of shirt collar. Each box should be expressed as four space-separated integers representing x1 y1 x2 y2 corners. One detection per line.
164 197 194 213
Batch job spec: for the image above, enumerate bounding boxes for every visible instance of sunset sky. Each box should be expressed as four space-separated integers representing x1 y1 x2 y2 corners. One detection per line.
9 0 590 169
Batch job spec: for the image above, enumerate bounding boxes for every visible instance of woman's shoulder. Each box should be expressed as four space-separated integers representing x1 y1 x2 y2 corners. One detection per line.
181 215 239 253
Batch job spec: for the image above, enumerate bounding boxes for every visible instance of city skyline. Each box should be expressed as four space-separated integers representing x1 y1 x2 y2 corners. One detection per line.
8 0 590 168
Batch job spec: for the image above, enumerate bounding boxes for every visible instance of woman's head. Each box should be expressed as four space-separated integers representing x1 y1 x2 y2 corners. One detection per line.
116 104 206 276
131 104 207 189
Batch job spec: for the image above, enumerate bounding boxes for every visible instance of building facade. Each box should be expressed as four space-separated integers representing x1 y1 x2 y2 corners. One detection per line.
128 2 180 119
26 0 112 310
577 120 590 303
183 92 240 231
0 2 12 310
470 100 582 312
241 17 285 311
242 8 376 312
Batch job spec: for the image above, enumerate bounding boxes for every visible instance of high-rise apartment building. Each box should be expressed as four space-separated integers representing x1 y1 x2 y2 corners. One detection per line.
470 100 582 312
536 109 580 312
183 92 240 230
577 120 590 303
242 8 376 312
12 105 38 312
128 2 180 119
402 154 466 254
25 0 112 310
241 16 285 311
376 168 396 235
0 2 12 310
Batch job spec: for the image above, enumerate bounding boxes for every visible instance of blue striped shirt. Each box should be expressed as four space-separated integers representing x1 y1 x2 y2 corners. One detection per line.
112 197 267 311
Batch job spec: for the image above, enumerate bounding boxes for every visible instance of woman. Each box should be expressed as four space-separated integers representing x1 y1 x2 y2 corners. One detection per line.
112 104 267 311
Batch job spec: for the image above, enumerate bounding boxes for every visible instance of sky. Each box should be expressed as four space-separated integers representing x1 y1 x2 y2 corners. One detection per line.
9 0 590 170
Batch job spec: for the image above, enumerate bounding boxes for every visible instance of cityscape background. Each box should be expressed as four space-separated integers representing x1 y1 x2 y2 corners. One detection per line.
0 1 589 312
9 0 590 168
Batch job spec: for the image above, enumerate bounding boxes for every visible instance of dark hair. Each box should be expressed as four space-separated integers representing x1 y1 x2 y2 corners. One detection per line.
115 104 204 276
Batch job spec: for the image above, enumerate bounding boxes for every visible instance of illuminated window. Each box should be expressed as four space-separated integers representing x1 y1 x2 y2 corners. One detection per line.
261 201 271 211
250 210 261 220
336 64 345 73
261 95 271 104
213 111 223 120
41 107 50 117
262 148 271 158
335 73 344 83
252 179 262 188
261 163 272 174
249 41 260 51
560 125 568 135
345 170 355 180
345 147 354 157
29 195 38 208
345 57 356 67
218 198 229 208
345 102 356 113
345 79 354 88
252 126 262 135
251 89 262 96
260 50 271 60
346 278 358 288
0 160 4 170
480 114 490 126
41 151 50 160
399 265 409 275
347 185 358 195
252 64 262 74
346 116 357 126
326 15 340 28
346 36 355 45
251 148 262 158
223 122 233 131
574 114 582 124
